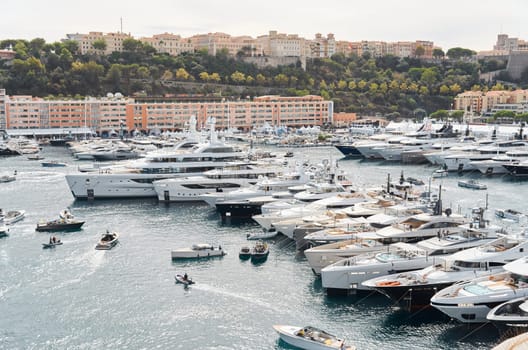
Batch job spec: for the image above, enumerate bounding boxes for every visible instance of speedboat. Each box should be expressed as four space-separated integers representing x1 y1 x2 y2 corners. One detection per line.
487 296 528 328
95 231 119 250
457 179 487 190
42 241 63 249
0 174 16 183
247 229 278 240
36 213 85 232
41 161 67 167
495 208 525 222
174 274 194 285
239 246 251 260
491 332 528 350
250 240 269 262
3 210 26 225
364 235 528 311
430 256 528 323
273 325 356 350
171 243 226 259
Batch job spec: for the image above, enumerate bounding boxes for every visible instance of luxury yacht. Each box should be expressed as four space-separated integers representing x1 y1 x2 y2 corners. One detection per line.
431 255 528 323
65 120 249 199
304 211 468 274
152 163 283 202
322 218 506 296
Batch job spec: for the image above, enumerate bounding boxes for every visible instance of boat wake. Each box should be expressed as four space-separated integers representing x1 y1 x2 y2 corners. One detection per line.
16 171 65 183
191 284 283 313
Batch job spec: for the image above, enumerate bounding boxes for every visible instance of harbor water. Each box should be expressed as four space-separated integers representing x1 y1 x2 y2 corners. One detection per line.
1 145 526 350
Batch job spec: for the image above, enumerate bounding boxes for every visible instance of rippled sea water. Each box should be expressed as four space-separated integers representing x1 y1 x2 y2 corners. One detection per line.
1 144 526 350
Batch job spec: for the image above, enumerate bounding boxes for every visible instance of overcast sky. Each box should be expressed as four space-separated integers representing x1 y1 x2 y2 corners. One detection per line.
1 0 525 51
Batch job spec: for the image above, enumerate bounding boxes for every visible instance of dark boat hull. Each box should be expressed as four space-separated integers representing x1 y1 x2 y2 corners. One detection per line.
503 164 528 177
372 282 454 310
36 221 84 232
335 145 362 157
216 203 263 219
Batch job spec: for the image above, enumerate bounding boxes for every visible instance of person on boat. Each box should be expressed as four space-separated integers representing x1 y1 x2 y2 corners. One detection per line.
183 273 188 281
49 236 53 244
52 236 56 243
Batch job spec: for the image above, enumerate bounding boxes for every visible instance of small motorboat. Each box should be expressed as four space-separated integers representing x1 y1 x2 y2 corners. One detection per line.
41 161 66 167
42 241 63 249
3 210 26 225
0 174 16 183
495 208 525 222
171 243 226 259
250 240 269 262
239 246 251 260
95 231 119 250
175 274 194 286
27 153 45 160
273 325 356 350
36 209 84 232
247 229 278 240
431 169 448 178
457 179 487 190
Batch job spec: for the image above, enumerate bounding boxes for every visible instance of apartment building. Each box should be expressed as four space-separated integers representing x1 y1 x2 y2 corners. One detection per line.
454 89 528 115
65 31 132 55
2 93 333 133
190 32 262 56
494 34 528 52
140 33 194 56
453 91 484 114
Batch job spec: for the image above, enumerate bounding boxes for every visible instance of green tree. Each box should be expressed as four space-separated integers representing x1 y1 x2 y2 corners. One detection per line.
414 46 425 58
230 71 246 84
92 39 107 51
433 48 445 60
430 109 449 119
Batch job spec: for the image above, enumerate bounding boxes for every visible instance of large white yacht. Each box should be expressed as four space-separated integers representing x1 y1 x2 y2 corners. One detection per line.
431 255 528 323
65 118 248 199
321 221 506 296
303 212 469 274
152 163 283 202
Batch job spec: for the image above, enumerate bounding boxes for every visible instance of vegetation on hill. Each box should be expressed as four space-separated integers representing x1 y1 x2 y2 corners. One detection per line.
0 38 514 117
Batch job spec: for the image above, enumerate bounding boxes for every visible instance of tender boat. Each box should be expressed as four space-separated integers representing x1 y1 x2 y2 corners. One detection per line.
491 332 528 350
239 246 251 260
250 241 269 262
174 274 194 285
0 174 16 183
42 241 63 249
495 208 525 222
431 169 448 178
273 325 356 350
457 179 487 190
95 231 119 250
3 210 26 225
41 161 67 167
487 296 528 328
36 209 84 232
247 229 278 240
171 243 226 259
27 153 45 160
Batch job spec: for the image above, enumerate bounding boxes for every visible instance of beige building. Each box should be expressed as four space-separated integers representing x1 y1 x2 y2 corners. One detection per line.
140 33 194 56
453 91 484 114
190 32 262 56
2 93 333 133
494 34 528 52
257 31 306 57
454 89 528 115
65 31 132 55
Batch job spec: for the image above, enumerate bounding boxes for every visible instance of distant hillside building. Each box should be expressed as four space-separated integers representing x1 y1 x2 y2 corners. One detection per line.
454 89 528 115
65 31 133 55
139 33 194 56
